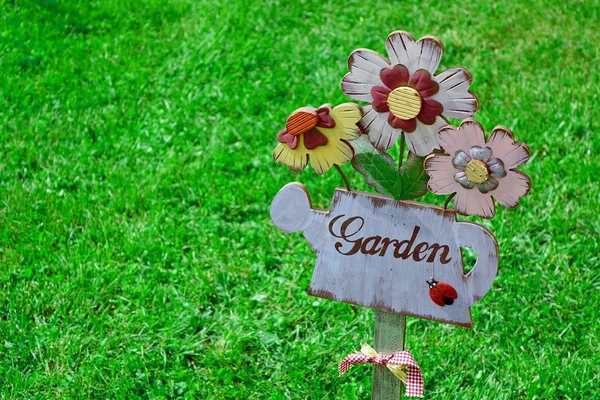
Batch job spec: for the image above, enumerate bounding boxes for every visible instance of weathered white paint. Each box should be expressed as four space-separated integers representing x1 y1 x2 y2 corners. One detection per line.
271 183 499 327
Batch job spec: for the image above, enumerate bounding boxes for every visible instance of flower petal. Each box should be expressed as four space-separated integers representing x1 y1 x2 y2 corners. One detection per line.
469 146 492 162
477 177 498 194
380 64 410 90
452 150 471 170
487 158 507 178
316 106 335 128
437 119 486 155
409 69 439 98
273 142 308 173
404 116 446 156
385 31 443 76
308 139 355 175
325 103 363 141
492 170 531 208
416 98 443 125
430 67 478 119
371 86 391 112
453 189 496 219
341 49 390 102
454 171 476 189
277 129 300 150
303 128 328 150
388 114 416 132
486 126 531 169
424 154 463 195
360 105 401 151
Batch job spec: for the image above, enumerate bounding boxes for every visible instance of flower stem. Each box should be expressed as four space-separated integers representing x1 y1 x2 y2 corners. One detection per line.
335 164 351 191
398 133 406 171
443 192 456 210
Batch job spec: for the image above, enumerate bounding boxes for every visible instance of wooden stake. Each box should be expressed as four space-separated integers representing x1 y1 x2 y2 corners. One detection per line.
372 311 407 400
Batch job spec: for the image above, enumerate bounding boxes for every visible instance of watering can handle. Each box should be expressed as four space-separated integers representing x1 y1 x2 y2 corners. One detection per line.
455 221 499 306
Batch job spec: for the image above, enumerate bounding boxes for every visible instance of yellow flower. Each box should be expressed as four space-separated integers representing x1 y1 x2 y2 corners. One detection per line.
273 103 362 174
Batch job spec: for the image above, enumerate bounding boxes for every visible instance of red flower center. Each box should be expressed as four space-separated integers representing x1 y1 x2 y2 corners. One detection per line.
278 106 336 150
371 64 444 133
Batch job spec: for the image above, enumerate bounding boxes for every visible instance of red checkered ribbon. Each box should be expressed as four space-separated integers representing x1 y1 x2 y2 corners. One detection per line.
339 344 423 398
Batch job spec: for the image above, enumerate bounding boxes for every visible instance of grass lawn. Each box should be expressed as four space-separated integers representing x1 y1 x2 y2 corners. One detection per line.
0 0 599 398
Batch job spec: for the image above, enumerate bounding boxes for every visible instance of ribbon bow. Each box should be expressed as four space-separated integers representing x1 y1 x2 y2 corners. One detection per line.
339 344 424 398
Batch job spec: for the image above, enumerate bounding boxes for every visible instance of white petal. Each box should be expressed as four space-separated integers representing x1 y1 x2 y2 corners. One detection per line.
431 68 478 119
359 106 401 151
341 49 390 102
385 31 443 76
404 116 446 156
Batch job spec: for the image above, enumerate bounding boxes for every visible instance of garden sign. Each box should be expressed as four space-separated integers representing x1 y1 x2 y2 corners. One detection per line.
270 31 532 398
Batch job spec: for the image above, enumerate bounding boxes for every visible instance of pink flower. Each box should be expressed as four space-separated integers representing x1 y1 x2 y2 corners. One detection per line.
341 31 479 156
424 119 531 219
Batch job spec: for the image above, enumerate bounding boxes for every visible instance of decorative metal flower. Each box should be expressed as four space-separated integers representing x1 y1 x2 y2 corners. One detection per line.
273 103 362 175
424 119 531 219
341 31 479 156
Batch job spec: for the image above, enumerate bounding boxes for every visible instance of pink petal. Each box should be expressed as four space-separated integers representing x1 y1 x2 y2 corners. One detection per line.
492 170 531 208
453 189 496 219
388 114 416 132
385 31 443 76
380 64 409 90
371 86 391 113
416 99 443 125
409 69 439 97
424 154 462 195
437 119 486 155
487 126 531 169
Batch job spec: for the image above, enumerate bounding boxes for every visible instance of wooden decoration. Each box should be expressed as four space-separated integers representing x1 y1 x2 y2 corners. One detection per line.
271 183 499 327
341 31 479 156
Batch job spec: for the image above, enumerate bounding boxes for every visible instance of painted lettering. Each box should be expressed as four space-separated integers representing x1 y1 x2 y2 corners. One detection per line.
327 215 452 264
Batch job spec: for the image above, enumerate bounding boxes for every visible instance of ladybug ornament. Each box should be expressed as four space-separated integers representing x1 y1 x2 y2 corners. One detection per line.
426 279 458 307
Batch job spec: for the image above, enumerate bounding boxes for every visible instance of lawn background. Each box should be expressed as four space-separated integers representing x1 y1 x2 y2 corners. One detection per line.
0 0 599 398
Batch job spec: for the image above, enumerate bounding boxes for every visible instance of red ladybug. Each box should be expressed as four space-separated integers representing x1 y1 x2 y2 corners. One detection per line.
426 279 458 307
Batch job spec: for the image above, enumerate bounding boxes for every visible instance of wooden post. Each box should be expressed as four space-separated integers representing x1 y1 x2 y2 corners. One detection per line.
372 311 407 400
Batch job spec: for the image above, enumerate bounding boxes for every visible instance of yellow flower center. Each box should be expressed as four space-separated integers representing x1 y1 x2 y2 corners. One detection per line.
465 160 489 184
387 86 422 120
286 110 318 136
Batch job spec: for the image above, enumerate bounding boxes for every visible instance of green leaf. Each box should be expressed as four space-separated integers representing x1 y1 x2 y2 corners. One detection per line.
351 136 430 200
351 136 402 198
397 151 430 200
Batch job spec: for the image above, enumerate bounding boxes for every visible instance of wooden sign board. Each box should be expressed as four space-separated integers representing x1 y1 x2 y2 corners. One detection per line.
271 183 499 327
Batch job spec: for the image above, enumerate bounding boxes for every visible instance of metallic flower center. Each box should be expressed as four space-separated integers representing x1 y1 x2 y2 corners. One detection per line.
465 160 489 184
286 110 318 136
387 86 422 120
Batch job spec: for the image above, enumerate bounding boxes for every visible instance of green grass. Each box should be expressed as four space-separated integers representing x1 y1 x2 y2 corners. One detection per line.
0 0 599 398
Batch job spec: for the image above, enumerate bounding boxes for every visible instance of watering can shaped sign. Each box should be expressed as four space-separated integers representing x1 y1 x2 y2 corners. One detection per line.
271 183 499 327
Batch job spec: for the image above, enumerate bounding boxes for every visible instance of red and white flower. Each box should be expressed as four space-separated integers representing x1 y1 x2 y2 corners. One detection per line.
341 31 479 156
424 119 531 219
